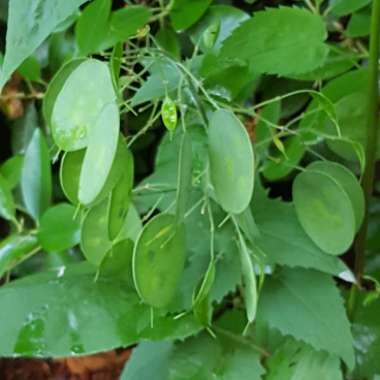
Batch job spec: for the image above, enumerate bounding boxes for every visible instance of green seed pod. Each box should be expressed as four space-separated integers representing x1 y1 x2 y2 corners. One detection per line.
161 96 177 132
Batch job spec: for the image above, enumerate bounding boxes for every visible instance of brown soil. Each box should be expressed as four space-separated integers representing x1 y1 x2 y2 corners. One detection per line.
0 349 131 380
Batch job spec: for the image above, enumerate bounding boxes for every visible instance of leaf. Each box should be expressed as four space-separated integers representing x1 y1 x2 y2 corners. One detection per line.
330 0 371 16
0 263 200 357
51 59 116 151
156 27 180 59
262 135 305 181
78 102 120 205
253 196 349 276
0 155 23 189
0 174 16 222
308 161 364 232
292 168 356 255
121 341 174 380
175 132 192 223
346 9 370 37
170 0 212 31
133 214 186 308
37 203 80 252
59 149 85 204
266 339 343 380
208 109 254 214
80 197 112 266
221 7 328 76
17 56 41 82
21 129 52 221
189 5 249 52
0 235 39 279
257 268 354 368
352 294 380 379
0 0 89 89
75 0 111 55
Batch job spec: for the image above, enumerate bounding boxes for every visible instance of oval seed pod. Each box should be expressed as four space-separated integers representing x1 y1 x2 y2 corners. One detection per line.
161 96 178 132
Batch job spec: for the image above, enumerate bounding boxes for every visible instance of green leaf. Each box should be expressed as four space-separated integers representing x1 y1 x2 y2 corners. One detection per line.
175 132 192 223
80 197 111 266
189 5 249 52
37 203 80 253
0 0 89 89
257 268 354 368
0 155 23 189
0 263 200 357
121 341 174 380
78 102 120 205
0 235 39 279
0 174 16 222
262 135 305 181
170 0 212 31
352 294 380 379
76 0 111 55
266 339 343 380
292 169 356 255
254 195 349 276
17 56 41 82
208 109 254 214
221 7 328 76
133 214 186 308
51 59 116 151
21 129 52 221
346 9 371 37
43 58 86 128
105 6 151 47
330 0 371 16
308 161 364 232
156 28 180 59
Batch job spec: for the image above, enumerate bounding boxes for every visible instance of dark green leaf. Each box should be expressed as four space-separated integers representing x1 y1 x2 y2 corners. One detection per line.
0 263 200 357
0 155 23 189
21 129 52 221
221 7 328 76
37 203 80 252
0 0 89 89
0 174 16 222
257 268 354 368
170 0 212 31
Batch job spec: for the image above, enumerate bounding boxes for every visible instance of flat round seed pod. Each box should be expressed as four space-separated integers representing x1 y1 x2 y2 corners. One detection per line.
308 161 364 232
208 109 254 214
59 149 85 205
293 169 356 255
132 214 185 308
51 59 116 151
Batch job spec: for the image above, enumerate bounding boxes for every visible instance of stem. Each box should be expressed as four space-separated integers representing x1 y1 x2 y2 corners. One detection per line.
354 0 380 284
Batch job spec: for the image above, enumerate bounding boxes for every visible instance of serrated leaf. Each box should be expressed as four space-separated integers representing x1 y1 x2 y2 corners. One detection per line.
0 0 89 89
221 7 328 76
253 196 348 275
0 263 200 357
257 268 354 368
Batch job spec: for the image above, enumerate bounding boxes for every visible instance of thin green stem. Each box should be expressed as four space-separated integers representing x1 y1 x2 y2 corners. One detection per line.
353 0 380 287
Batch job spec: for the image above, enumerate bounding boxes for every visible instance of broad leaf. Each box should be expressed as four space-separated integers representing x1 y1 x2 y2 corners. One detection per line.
221 7 328 76
0 0 88 89
0 264 200 357
37 203 80 253
0 174 15 222
170 0 212 31
21 129 52 221
257 268 354 368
